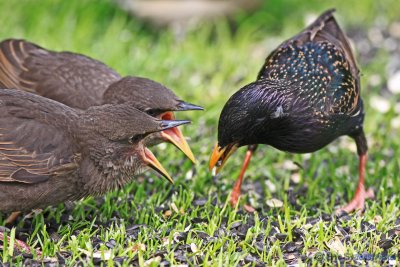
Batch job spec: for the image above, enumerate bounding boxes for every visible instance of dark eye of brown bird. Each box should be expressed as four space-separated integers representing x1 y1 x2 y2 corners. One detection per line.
209 9 373 214
145 109 160 117
0 39 203 164
130 134 145 144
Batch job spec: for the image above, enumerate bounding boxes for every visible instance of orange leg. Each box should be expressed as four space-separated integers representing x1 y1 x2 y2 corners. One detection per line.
230 145 257 207
336 153 374 214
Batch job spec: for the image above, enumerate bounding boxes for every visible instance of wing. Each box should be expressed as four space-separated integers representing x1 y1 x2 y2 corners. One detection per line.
289 9 359 79
257 9 361 116
0 39 121 109
0 90 79 184
258 10 361 115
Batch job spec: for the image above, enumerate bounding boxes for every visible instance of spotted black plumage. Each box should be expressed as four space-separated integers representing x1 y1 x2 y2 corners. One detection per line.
218 9 364 153
260 42 358 114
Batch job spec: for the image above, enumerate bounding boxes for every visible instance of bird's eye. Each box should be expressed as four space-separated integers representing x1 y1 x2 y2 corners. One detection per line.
145 108 163 117
129 134 144 144
145 109 156 116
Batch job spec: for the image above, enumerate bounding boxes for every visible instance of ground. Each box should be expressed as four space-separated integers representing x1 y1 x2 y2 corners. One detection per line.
0 0 399 266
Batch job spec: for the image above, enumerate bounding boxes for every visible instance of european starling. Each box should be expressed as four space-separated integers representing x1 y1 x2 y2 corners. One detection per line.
209 9 373 213
0 39 203 163
0 89 190 212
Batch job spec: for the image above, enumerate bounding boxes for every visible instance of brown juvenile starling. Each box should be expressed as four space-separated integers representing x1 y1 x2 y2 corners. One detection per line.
0 39 203 163
0 89 190 212
209 9 373 213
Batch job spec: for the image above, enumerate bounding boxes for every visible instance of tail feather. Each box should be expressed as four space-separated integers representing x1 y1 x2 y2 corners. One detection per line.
0 39 42 92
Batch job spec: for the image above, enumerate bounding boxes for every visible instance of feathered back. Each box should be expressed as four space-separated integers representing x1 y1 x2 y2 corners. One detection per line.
257 9 360 115
0 39 120 109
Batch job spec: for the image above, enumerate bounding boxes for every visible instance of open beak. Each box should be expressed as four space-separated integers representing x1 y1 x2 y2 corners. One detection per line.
209 143 238 173
161 128 196 163
160 112 196 163
143 147 174 184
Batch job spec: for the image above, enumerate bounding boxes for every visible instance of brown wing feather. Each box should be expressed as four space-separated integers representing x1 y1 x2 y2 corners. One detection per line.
0 127 59 184
0 90 79 184
0 39 121 109
0 39 37 90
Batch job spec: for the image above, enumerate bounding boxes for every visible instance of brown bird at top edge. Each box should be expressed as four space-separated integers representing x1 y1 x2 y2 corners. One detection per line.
0 38 203 164
209 9 374 214
0 89 190 213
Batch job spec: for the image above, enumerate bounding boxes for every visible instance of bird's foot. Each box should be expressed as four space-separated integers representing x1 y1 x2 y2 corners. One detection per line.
0 231 32 254
336 187 374 215
229 187 241 208
229 184 256 212
229 193 256 213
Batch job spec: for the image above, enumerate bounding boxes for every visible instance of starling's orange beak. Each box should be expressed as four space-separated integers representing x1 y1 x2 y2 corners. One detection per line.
209 143 238 173
143 147 174 184
160 112 196 164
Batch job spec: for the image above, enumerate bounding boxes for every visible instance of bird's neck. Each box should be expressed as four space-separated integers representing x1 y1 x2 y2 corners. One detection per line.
101 81 125 105
79 145 143 196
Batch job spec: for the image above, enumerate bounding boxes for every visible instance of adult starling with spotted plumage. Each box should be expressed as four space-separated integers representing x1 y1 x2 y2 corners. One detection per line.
209 9 373 213
0 39 203 163
0 89 190 212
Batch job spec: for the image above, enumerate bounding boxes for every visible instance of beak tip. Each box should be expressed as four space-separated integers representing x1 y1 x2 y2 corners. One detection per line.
177 101 204 111
144 148 174 184
209 143 237 174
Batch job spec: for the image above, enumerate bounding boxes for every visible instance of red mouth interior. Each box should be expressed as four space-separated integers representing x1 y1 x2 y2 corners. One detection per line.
164 127 180 141
161 112 174 120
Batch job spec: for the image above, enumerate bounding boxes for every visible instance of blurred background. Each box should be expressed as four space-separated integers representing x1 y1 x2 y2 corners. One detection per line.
0 0 399 206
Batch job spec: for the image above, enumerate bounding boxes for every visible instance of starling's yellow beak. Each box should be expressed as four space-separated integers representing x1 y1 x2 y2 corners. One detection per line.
143 148 174 184
209 143 238 173
160 112 196 163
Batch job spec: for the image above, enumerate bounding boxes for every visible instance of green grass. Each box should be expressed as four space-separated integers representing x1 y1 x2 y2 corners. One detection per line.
0 0 400 265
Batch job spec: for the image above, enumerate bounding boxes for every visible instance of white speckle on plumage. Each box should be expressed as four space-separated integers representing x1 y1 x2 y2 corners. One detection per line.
106 161 114 168
125 156 134 166
271 105 285 118
351 108 361 117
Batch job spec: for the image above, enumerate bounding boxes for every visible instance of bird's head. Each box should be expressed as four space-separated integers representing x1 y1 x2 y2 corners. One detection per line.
209 81 288 172
83 104 190 183
103 76 203 163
